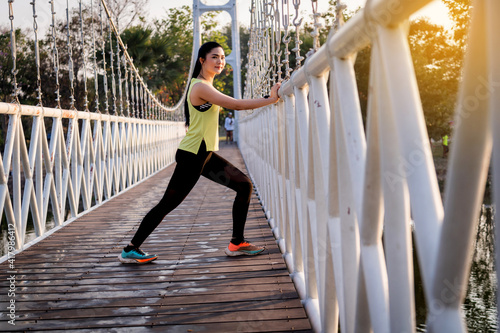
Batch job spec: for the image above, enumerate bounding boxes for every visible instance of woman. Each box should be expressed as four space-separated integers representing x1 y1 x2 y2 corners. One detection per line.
119 41 281 263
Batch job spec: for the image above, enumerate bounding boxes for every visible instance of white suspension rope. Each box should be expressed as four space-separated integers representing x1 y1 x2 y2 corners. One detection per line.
99 1 109 114
31 0 43 106
116 35 124 116
49 0 62 109
130 58 137 118
292 0 304 69
281 0 292 80
8 0 20 104
274 0 283 82
91 0 101 113
122 49 131 117
78 0 90 111
268 0 277 85
134 71 140 118
65 0 76 110
108 17 117 115
307 0 322 57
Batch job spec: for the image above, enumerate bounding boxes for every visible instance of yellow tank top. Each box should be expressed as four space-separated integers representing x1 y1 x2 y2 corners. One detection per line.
178 79 220 154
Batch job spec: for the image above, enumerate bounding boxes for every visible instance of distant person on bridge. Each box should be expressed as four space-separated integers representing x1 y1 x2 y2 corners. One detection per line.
224 112 235 143
119 41 281 264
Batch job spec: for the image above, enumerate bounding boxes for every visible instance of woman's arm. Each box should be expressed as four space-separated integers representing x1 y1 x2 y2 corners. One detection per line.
191 82 281 110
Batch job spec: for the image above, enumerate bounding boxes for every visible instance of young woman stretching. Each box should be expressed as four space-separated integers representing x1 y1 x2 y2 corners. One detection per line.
119 41 281 263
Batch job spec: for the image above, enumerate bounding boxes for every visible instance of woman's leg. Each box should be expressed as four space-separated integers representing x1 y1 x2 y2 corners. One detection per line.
130 146 212 248
201 153 253 244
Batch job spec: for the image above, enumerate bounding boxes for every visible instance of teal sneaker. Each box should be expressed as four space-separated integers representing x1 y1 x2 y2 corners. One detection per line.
118 247 157 264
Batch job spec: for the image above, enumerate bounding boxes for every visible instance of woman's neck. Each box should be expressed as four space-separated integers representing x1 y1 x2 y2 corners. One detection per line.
197 73 214 84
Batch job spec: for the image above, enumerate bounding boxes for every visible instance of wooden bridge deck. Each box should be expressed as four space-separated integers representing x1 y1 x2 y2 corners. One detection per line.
0 143 311 332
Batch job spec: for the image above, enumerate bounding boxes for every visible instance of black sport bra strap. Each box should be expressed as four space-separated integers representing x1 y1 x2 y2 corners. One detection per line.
193 102 212 112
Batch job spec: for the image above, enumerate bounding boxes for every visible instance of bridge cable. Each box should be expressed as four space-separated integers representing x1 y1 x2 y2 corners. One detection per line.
31 0 44 107
131 59 137 118
264 1 272 94
7 0 20 105
65 0 77 110
307 0 322 57
244 0 255 99
49 0 62 110
134 67 140 118
274 0 283 83
91 0 101 114
292 0 304 69
122 45 131 117
78 0 90 112
108 16 117 115
268 0 276 85
115 30 124 116
281 0 292 81
99 1 110 114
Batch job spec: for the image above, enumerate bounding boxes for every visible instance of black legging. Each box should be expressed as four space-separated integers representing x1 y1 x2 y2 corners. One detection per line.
131 141 253 248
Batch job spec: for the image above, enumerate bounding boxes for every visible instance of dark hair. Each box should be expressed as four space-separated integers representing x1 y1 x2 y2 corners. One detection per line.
184 41 223 126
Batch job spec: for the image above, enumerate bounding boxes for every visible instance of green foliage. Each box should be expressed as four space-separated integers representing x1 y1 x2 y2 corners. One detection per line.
149 6 194 104
442 0 471 48
120 26 156 73
1 29 42 105
408 19 462 140
348 5 467 140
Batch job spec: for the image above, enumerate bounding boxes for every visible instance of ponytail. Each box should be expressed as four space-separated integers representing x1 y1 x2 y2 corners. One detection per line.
184 41 223 126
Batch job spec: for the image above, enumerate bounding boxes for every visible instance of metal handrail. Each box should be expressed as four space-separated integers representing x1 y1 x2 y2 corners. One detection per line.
238 0 498 331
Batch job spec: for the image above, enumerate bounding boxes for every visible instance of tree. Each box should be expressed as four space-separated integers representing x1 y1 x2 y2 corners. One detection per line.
331 2 464 139
442 0 471 49
408 18 461 140
106 0 148 33
120 26 157 74
146 5 195 105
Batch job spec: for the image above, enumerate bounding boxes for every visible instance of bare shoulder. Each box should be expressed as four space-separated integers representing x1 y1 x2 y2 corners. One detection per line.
192 81 228 104
191 80 214 93
190 81 215 104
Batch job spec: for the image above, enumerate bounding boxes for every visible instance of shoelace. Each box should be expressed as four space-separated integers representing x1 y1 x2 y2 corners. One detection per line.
133 248 147 256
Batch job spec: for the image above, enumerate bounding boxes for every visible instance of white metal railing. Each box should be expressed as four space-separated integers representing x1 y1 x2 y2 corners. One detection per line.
0 102 185 260
239 0 498 332
1 0 189 261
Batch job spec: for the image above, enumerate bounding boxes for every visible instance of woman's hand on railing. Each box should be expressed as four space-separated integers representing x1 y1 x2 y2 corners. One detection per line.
269 82 281 103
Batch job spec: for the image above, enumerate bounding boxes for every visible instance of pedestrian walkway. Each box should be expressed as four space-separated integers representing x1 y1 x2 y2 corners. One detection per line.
0 143 312 332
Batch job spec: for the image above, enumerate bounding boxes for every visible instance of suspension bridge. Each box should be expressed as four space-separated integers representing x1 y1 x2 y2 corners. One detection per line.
0 0 498 332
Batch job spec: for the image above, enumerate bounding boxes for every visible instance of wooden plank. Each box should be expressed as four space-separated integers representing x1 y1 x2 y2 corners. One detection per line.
9 299 306 320
0 144 311 332
1 290 303 312
11 276 295 294
0 318 311 332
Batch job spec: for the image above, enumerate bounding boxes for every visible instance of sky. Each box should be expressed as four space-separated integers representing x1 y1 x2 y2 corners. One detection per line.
3 0 453 36
150 0 452 30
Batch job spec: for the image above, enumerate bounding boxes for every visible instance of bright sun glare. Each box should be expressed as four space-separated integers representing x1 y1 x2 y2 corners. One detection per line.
411 1 454 30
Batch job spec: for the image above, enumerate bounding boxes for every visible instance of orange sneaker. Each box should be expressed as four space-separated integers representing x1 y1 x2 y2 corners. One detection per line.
224 241 265 256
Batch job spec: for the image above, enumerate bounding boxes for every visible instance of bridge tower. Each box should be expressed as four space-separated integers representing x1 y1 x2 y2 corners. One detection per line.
192 0 242 141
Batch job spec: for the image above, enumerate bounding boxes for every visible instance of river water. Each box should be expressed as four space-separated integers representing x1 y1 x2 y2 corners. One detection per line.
416 205 498 332
0 207 497 330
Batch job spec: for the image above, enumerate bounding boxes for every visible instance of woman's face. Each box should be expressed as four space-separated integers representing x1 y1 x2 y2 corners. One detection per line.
201 47 226 76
